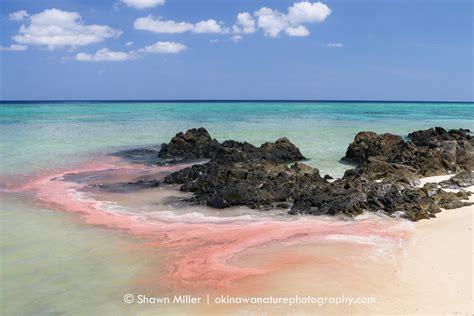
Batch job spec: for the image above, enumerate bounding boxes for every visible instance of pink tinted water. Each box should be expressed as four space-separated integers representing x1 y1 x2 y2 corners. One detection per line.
5 156 413 293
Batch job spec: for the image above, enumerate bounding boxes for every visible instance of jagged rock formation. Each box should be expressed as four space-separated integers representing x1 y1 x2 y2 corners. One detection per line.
343 127 473 176
110 127 473 221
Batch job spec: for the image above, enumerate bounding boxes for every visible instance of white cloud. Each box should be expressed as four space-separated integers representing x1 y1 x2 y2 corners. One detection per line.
193 19 227 34
126 41 134 46
134 16 193 33
75 41 187 62
76 48 133 62
12 8 122 49
121 0 165 9
325 42 343 48
134 16 228 34
231 35 243 43
255 7 288 38
133 2 330 40
254 1 331 38
0 44 28 51
285 25 309 37
9 10 29 22
287 1 331 23
232 12 256 34
137 41 187 54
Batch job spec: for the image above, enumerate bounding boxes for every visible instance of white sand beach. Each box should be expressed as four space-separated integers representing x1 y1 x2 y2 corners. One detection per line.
231 174 474 315
389 174 473 314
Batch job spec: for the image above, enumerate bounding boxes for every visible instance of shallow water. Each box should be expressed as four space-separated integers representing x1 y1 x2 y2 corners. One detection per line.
2 101 473 177
1 101 473 315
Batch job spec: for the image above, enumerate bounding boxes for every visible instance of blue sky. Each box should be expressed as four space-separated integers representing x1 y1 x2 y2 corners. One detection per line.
0 0 472 101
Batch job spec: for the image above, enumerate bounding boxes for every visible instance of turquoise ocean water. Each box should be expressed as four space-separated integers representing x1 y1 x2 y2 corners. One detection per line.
1 101 473 177
0 101 473 314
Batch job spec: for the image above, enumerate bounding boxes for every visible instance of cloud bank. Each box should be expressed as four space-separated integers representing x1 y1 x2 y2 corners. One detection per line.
9 10 29 22
121 0 165 10
232 12 256 34
250 1 331 38
134 16 228 34
133 1 331 42
12 8 122 49
76 48 133 62
0 44 28 51
75 41 186 62
4 1 332 60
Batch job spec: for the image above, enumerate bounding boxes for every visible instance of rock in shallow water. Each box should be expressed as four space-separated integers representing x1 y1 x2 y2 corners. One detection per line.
158 127 305 164
115 127 473 221
158 127 220 161
343 127 473 176
111 147 161 165
93 179 161 193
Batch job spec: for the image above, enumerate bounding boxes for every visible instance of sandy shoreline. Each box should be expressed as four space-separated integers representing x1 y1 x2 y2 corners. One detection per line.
244 174 474 315
4 160 473 314
398 174 473 314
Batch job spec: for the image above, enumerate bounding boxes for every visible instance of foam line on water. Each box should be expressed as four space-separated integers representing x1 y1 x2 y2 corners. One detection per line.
8 158 415 289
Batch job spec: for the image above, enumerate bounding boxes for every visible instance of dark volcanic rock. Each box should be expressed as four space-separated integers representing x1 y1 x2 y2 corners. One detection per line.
343 127 473 176
439 172 474 189
432 190 472 210
290 176 472 221
258 137 306 163
355 158 421 186
343 132 405 165
94 179 161 193
160 128 309 209
158 128 305 164
408 127 472 146
111 147 161 165
158 127 220 161
117 127 473 222
166 160 322 209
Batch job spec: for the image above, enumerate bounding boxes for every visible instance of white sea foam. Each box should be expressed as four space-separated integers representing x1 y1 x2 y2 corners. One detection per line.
325 234 388 245
146 210 263 224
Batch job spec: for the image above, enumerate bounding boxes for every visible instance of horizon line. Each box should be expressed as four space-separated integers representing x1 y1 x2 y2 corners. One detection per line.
1 99 473 104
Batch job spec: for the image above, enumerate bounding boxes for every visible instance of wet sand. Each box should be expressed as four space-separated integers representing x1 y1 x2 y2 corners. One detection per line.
4 158 473 314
